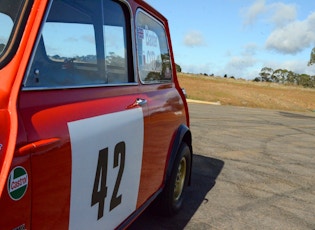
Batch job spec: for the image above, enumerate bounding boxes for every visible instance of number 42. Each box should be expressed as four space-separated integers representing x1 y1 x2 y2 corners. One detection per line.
91 141 126 220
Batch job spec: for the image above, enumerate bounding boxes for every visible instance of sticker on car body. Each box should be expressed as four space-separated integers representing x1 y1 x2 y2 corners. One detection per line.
68 108 144 230
7 166 28 201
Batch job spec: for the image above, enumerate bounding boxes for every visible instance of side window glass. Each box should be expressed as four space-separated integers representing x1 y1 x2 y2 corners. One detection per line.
136 11 172 84
103 0 131 84
44 23 97 65
0 13 13 55
104 26 127 83
24 0 132 89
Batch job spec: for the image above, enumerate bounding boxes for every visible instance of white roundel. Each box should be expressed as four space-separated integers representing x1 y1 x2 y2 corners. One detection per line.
68 108 144 230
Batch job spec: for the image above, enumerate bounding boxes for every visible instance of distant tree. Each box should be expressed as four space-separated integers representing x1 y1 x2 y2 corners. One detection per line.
224 74 227 78
106 52 125 67
311 75 315 88
272 69 289 83
52 54 61 60
286 71 297 85
259 67 273 82
268 69 297 84
308 47 315 66
204 73 208 76
255 65 314 88
297 74 314 88
175 63 182 72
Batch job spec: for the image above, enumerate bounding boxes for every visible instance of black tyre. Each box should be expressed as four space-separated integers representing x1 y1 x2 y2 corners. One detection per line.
158 142 191 216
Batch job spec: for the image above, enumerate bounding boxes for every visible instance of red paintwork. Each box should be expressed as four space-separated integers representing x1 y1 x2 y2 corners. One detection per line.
0 0 190 229
0 0 47 197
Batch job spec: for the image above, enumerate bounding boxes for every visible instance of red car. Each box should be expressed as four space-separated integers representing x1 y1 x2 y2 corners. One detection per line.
0 0 192 229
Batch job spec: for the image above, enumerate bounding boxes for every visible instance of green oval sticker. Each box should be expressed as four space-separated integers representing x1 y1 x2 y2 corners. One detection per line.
7 166 28 201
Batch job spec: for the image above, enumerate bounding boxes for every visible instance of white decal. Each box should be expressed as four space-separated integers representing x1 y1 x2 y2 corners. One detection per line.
140 28 162 71
137 27 144 40
68 108 144 230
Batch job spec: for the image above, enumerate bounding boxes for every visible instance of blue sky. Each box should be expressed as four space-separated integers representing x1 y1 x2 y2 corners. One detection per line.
145 0 315 79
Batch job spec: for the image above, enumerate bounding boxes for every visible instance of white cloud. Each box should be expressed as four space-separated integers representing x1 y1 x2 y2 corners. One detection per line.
243 1 315 55
182 63 212 74
82 35 95 44
181 43 260 79
242 0 297 27
266 12 315 54
0 36 6 44
219 43 259 78
269 2 297 27
183 30 206 47
243 0 266 26
222 55 258 78
65 37 79 43
242 43 259 56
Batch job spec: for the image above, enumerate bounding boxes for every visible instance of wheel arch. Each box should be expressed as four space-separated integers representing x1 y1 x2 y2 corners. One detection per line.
165 124 192 186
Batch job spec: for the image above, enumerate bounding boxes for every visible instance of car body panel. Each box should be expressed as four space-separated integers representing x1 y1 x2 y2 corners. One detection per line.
137 83 186 206
18 86 150 229
0 0 192 229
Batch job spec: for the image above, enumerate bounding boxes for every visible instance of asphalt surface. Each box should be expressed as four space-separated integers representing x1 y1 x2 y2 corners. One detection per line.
129 103 315 230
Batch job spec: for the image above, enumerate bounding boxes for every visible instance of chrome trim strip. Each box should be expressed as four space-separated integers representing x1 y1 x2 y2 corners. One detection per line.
22 82 139 91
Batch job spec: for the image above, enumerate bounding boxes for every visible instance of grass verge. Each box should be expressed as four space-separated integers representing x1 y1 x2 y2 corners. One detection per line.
178 73 315 112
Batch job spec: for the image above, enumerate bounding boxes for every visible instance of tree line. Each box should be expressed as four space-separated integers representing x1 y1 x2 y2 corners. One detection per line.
176 48 315 88
253 67 315 88
253 48 315 88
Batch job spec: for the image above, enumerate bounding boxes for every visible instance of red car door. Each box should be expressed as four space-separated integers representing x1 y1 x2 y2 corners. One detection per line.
19 0 149 229
19 88 148 229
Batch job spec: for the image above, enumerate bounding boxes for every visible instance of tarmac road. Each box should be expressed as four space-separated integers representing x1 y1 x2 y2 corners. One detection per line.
129 103 315 230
